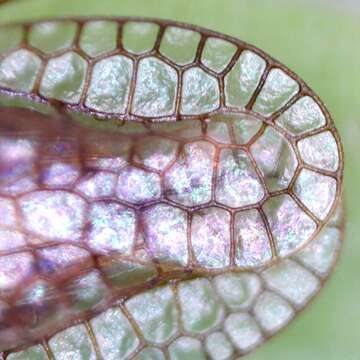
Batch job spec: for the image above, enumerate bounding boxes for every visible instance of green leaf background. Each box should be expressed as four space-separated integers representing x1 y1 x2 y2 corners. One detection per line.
0 0 358 359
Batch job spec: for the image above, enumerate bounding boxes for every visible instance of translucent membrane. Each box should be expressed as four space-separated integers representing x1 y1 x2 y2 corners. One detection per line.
2 200 344 360
0 18 344 359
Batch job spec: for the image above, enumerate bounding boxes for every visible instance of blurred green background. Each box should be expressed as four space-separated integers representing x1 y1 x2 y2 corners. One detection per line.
0 0 358 359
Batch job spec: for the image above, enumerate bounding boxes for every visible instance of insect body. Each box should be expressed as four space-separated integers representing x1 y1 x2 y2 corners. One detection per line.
0 18 344 359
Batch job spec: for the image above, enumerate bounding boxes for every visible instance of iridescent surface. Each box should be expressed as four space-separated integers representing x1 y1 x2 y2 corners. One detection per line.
3 200 344 360
0 17 344 359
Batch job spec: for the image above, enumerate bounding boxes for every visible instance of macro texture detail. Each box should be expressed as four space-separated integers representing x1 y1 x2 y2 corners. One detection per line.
0 17 344 360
